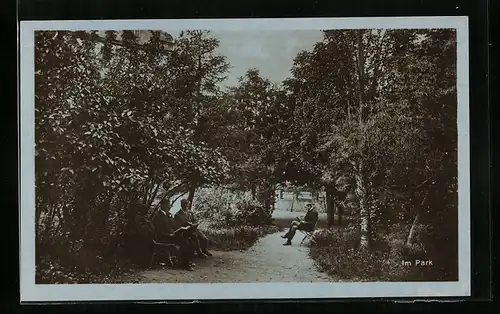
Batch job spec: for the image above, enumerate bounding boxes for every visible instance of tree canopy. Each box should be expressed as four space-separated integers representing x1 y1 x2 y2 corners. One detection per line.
35 28 458 281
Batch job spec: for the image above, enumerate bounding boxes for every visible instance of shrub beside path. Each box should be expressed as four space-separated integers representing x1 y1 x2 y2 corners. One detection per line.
122 231 332 283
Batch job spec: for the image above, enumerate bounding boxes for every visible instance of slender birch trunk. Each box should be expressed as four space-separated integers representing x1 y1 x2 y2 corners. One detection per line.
354 30 372 252
355 161 370 251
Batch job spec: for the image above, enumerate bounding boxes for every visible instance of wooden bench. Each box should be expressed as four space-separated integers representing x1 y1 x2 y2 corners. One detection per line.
299 220 319 246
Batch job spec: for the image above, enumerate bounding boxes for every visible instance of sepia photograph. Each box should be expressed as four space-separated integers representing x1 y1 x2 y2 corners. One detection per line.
19 17 470 301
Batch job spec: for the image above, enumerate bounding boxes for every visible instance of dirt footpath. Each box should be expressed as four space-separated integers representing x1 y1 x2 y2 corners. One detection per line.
123 231 332 283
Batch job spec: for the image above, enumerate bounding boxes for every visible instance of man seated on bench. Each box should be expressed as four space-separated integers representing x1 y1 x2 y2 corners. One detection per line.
152 206 197 270
281 203 319 246
174 199 212 257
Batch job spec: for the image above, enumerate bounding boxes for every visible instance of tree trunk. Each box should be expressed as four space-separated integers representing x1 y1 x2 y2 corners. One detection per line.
35 200 43 238
322 190 328 213
356 30 365 124
406 193 427 246
187 185 196 204
171 192 188 209
262 189 269 212
355 162 371 252
337 196 344 226
336 190 346 226
271 185 276 211
259 181 274 212
355 30 371 252
293 189 301 212
153 183 185 212
72 184 93 241
146 182 162 208
406 213 420 247
95 193 112 236
70 154 93 242
187 170 199 205
326 186 335 228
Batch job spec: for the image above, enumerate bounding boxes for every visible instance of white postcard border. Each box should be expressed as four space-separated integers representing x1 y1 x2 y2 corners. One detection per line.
19 16 470 302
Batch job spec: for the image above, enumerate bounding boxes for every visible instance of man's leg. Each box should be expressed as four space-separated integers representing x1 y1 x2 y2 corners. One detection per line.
281 220 300 238
176 237 194 270
196 230 212 256
186 236 198 256
283 225 298 245
188 233 207 258
297 222 312 233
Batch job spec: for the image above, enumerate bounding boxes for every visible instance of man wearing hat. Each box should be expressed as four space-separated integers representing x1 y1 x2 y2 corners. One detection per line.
281 203 319 245
174 198 212 257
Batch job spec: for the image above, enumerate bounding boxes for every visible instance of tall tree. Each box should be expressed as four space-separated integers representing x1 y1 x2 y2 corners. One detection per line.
168 30 230 202
284 29 451 253
226 69 285 208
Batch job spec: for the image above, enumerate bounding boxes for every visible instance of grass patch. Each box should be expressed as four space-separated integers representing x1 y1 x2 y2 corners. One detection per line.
309 226 455 282
202 224 281 251
36 252 137 284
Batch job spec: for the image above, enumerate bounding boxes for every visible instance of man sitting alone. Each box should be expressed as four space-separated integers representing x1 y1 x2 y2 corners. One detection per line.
281 203 319 246
174 199 212 257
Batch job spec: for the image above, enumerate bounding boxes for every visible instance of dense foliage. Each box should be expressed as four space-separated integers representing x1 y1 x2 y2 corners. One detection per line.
193 187 273 228
34 28 458 283
292 29 458 280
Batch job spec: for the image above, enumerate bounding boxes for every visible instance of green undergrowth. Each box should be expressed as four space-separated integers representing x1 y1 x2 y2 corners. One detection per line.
309 225 457 282
202 224 281 251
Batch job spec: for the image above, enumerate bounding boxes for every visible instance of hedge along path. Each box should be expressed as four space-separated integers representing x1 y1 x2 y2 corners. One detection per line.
123 230 332 283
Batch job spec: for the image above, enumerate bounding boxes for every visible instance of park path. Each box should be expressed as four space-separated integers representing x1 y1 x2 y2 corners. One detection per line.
123 230 332 283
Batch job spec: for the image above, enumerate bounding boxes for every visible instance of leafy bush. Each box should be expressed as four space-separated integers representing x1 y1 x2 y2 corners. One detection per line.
233 193 273 226
202 225 280 251
193 187 273 228
36 245 135 284
192 187 234 227
192 187 277 251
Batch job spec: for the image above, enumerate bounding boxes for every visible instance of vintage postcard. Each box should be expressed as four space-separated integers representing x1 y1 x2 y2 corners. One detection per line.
19 16 470 302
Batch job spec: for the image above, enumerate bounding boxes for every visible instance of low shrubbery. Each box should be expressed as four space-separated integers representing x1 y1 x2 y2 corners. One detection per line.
202 225 280 251
309 223 445 282
193 187 277 250
36 250 135 284
36 219 156 284
193 187 273 228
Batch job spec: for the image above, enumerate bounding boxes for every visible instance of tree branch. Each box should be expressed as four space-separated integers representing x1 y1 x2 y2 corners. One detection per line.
415 177 433 189
152 183 187 212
